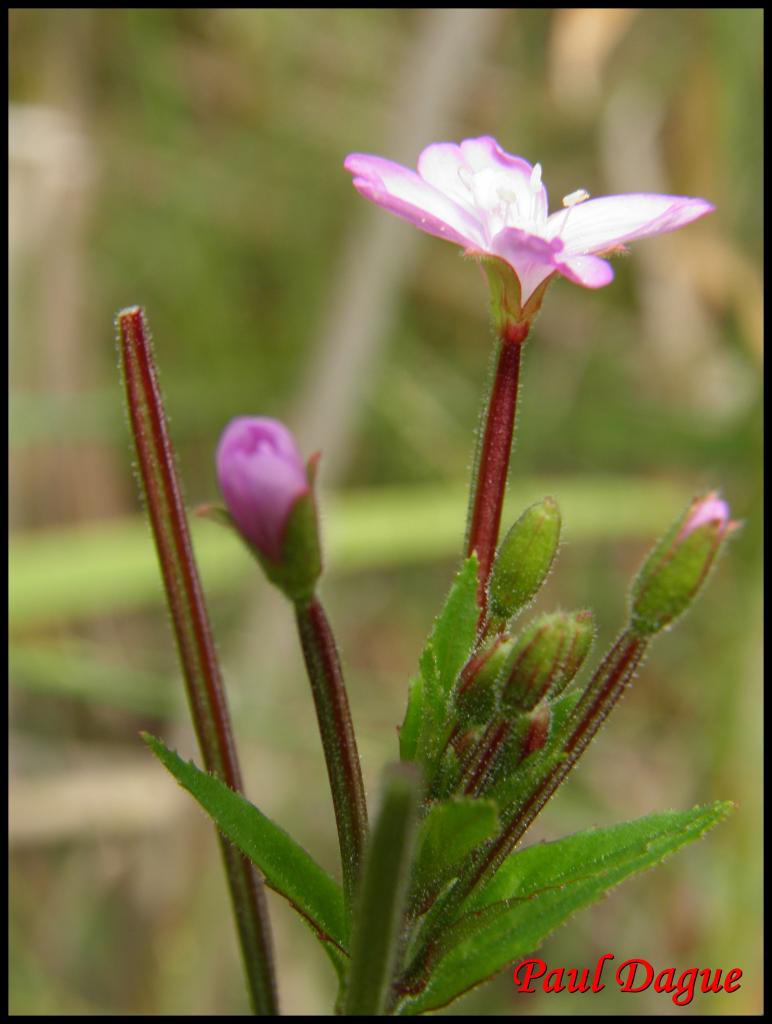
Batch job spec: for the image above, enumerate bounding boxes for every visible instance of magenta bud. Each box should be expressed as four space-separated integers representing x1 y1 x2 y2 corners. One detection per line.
216 416 321 600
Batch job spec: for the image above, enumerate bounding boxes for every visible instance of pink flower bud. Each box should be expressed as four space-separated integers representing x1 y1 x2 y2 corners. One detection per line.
630 491 735 636
678 491 731 540
216 416 310 563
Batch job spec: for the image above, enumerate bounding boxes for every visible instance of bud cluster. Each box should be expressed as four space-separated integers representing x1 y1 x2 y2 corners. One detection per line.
441 606 596 802
426 490 735 815
427 495 598 804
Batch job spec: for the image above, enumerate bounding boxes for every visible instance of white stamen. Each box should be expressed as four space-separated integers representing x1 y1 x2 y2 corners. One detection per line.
529 162 543 192
562 188 590 207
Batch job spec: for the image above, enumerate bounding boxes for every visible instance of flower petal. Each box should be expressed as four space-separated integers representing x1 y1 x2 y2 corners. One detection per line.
344 153 483 247
416 142 477 210
550 194 714 257
556 253 615 289
489 227 562 304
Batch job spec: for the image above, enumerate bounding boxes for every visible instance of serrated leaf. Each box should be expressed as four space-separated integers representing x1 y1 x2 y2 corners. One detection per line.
144 734 349 961
415 557 479 768
412 798 500 898
397 801 732 1014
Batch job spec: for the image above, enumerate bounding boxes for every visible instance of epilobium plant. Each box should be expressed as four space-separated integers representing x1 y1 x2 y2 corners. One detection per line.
118 136 736 1016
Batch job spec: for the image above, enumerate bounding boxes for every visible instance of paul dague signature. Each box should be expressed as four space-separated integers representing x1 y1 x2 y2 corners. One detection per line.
513 954 742 1007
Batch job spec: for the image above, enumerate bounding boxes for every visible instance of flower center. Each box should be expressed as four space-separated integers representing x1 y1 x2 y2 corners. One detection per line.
457 163 545 242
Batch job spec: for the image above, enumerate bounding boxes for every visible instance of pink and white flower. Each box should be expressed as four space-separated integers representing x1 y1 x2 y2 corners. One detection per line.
344 136 713 308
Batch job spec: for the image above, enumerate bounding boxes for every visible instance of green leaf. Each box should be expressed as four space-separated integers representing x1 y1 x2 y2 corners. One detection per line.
430 555 480 694
397 801 733 1015
143 734 349 959
399 675 424 763
412 798 500 898
415 557 479 769
344 764 422 1016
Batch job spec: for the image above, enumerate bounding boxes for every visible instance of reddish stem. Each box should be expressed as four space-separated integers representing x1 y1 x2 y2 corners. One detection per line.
117 306 277 1015
295 596 369 910
466 321 529 616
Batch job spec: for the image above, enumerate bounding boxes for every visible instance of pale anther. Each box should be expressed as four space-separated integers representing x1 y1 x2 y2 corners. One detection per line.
562 189 590 208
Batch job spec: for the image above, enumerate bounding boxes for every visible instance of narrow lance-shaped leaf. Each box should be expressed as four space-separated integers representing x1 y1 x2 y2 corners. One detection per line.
399 674 424 763
144 734 348 966
413 556 479 769
396 801 733 1015
343 763 422 1016
411 798 500 900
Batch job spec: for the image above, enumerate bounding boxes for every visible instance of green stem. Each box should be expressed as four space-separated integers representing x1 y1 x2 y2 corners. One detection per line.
294 595 369 911
343 764 421 1016
117 306 278 1015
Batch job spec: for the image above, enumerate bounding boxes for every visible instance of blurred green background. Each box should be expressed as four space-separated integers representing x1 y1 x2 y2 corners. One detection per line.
9 9 762 1015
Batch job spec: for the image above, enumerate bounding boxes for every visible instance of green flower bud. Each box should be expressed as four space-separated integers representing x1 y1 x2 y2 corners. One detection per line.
500 609 592 711
488 497 561 628
522 701 552 757
555 609 595 697
630 492 735 637
454 634 515 724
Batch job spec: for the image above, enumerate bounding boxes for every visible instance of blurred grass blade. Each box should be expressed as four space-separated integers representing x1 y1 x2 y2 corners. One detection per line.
9 477 691 629
117 306 277 1014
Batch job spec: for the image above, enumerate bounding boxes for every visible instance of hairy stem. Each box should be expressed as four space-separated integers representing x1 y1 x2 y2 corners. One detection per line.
117 306 277 1015
465 321 529 618
294 596 369 911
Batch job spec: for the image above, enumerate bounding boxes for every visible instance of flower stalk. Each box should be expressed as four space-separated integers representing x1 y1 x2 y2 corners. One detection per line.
116 306 278 1016
214 414 368 912
465 320 528 616
294 595 369 912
